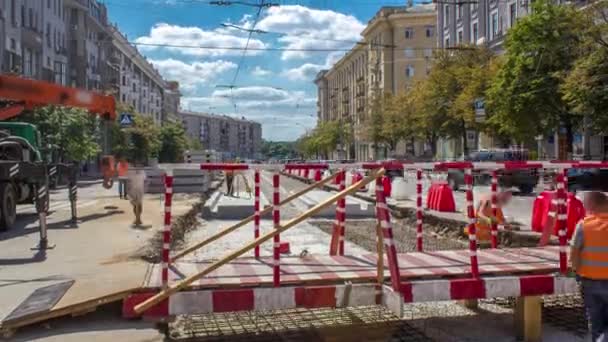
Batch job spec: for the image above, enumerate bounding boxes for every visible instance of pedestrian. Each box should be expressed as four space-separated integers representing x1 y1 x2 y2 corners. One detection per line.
117 158 129 199
464 191 513 243
225 163 234 197
571 191 608 342
127 168 146 226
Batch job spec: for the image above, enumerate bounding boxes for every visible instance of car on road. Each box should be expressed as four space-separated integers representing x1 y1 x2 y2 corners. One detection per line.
446 150 538 194
567 168 608 192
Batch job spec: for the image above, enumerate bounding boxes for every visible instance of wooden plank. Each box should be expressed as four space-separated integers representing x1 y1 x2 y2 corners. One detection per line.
172 172 339 261
514 296 543 342
3 281 75 323
133 168 384 314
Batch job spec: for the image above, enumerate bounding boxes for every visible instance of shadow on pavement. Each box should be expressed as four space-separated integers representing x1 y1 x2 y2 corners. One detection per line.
0 248 48 266
0 275 70 288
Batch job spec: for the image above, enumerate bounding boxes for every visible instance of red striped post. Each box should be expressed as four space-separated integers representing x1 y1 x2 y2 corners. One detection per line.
556 171 568 274
338 169 346 256
272 173 281 287
161 172 174 289
464 168 480 278
375 177 402 291
490 170 499 248
416 169 423 252
254 170 261 258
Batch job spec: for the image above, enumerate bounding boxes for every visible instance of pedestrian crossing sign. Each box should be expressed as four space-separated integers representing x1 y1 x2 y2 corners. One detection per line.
119 113 133 127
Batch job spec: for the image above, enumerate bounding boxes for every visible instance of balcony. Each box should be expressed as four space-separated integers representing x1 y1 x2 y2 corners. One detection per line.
21 27 43 49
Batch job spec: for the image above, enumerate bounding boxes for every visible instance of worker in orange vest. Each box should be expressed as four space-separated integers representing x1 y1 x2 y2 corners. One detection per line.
465 191 512 243
571 191 608 342
117 158 129 199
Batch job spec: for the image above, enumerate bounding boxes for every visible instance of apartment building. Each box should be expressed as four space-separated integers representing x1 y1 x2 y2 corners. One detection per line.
163 81 181 122
178 111 263 160
315 4 436 161
105 24 166 124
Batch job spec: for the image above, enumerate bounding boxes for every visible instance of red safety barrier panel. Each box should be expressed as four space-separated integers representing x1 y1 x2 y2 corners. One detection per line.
304 169 309 178
382 176 392 197
352 172 365 191
279 242 290 254
531 191 585 239
361 161 406 170
200 163 249 171
314 169 322 181
435 162 474 170
426 183 456 212
284 163 329 170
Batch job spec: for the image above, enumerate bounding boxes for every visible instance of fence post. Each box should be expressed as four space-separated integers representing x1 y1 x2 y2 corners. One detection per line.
273 173 281 287
556 171 568 275
254 170 261 258
490 170 498 249
338 169 346 256
375 177 402 291
416 169 423 252
162 171 174 289
465 168 480 278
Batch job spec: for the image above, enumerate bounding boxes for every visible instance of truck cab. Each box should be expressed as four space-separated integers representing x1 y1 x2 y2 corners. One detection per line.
0 122 42 162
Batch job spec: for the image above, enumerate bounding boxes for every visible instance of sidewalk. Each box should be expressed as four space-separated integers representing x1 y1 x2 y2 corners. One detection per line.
0 182 200 335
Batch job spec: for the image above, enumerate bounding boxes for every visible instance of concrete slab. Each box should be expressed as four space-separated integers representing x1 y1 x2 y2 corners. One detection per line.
295 189 374 218
202 191 270 219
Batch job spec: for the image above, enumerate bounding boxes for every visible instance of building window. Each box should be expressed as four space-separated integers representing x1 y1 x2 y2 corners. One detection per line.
444 5 450 27
46 23 51 47
425 26 434 37
404 48 415 58
405 28 414 39
471 2 478 13
424 48 433 58
23 48 32 76
457 4 463 20
471 22 479 43
132 82 136 92
122 75 126 86
509 3 517 27
457 29 463 44
122 94 126 102
53 61 66 85
445 37 450 47
405 65 414 78
491 12 499 39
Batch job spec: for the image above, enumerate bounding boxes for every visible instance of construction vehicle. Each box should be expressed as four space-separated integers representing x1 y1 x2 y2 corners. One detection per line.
0 75 116 244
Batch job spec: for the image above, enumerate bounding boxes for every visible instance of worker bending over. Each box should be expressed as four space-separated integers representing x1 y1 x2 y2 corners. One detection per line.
465 191 512 243
571 191 608 342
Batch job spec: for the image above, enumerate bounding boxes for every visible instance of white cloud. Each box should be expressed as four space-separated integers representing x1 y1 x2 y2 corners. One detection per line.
135 23 267 57
282 63 324 81
149 58 236 92
251 66 273 77
251 5 364 61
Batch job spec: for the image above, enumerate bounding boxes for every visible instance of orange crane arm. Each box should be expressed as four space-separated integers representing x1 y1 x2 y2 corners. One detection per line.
0 75 116 120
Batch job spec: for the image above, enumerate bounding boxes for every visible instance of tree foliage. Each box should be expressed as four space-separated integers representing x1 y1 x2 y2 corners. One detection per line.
486 0 585 147
297 120 351 159
111 105 161 165
159 121 189 163
261 140 298 160
23 105 101 162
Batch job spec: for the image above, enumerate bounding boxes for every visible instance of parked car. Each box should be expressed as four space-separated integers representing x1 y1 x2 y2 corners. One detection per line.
567 168 608 192
446 150 538 194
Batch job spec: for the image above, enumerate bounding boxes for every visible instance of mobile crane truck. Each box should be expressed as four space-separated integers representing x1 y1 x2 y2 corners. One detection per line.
0 75 116 248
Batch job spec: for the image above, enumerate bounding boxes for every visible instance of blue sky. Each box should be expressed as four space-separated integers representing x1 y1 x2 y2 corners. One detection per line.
105 0 409 141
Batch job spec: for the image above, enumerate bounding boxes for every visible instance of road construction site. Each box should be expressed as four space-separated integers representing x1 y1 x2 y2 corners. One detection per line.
0 162 594 341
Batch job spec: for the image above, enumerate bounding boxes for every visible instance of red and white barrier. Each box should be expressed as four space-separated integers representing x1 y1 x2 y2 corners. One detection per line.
162 172 174 289
556 172 568 275
464 168 479 278
273 173 281 287
254 170 261 258
375 177 402 291
490 170 498 248
416 169 423 252
338 169 346 256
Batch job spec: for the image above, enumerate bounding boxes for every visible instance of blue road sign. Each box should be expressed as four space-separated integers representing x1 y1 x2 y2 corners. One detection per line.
119 113 133 127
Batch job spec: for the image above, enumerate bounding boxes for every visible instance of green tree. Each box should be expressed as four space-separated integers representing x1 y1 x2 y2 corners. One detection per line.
486 0 585 150
188 137 203 151
159 121 189 163
111 105 161 165
562 2 608 132
23 105 101 162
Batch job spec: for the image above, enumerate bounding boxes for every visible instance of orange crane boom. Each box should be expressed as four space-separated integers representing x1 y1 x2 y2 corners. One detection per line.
0 75 116 121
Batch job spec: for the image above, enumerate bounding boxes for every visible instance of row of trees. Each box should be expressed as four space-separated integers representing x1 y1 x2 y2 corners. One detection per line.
331 0 607 158
296 120 352 159
21 103 198 164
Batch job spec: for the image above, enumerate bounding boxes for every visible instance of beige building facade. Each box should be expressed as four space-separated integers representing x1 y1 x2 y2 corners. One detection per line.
315 4 436 161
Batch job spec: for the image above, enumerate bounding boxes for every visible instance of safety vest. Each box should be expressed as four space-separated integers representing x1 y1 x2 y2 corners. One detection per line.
578 214 608 279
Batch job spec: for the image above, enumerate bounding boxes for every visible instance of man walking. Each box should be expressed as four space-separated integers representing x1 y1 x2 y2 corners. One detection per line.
117 158 129 199
571 191 608 342
127 168 146 226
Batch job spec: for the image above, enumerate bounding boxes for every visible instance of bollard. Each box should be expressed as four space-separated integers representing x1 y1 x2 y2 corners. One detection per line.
465 168 479 278
556 172 568 275
69 180 78 223
490 170 498 248
338 169 346 256
161 172 174 289
416 169 423 252
272 173 281 287
254 170 261 258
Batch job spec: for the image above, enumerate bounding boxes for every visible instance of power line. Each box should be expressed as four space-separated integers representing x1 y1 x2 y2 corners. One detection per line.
130 41 475 52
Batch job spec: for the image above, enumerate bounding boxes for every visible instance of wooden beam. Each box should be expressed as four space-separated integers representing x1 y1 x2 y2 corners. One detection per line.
172 172 339 261
134 168 385 315
514 296 542 342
